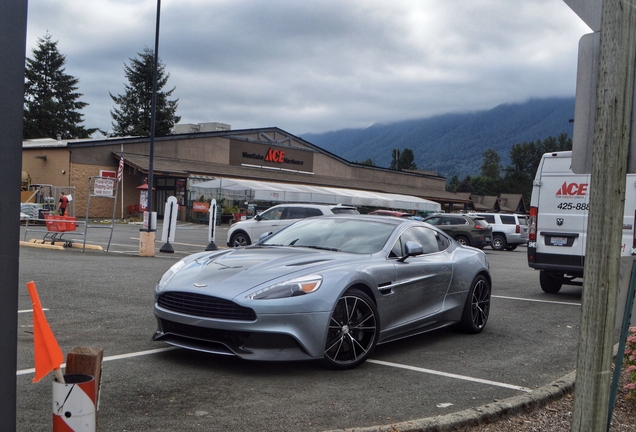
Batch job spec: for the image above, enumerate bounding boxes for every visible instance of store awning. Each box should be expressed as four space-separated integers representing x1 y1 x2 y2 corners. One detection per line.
190 178 441 212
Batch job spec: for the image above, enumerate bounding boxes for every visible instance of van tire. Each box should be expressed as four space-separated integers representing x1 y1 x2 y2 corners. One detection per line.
491 235 506 251
540 271 562 293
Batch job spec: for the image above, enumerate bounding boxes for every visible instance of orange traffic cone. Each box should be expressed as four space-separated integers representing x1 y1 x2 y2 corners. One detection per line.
26 281 65 383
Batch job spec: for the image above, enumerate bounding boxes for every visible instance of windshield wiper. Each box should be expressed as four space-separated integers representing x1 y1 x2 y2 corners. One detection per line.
300 245 340 252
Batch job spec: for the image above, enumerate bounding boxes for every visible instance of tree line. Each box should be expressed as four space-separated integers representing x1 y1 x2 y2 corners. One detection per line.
23 33 180 140
447 133 572 204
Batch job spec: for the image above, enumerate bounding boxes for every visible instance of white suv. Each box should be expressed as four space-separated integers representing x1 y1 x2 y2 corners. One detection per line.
472 213 529 251
226 203 359 247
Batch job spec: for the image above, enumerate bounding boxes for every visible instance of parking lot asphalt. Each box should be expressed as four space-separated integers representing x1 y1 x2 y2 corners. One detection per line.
16 221 583 431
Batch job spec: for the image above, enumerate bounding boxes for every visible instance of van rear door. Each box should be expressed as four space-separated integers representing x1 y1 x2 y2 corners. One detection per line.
531 153 590 272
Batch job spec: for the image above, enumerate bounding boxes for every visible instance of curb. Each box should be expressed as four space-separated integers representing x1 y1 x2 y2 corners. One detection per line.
324 370 576 432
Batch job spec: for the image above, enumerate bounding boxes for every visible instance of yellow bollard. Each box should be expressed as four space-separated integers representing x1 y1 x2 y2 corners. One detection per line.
139 230 156 257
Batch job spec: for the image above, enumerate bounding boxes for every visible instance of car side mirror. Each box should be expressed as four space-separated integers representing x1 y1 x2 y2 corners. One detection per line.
258 232 274 242
398 241 423 262
254 214 262 221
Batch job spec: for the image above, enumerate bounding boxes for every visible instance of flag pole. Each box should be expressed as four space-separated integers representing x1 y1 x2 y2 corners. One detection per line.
120 144 124 220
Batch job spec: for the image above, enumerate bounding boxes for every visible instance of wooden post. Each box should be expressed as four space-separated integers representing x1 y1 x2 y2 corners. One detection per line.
572 0 636 430
65 347 104 418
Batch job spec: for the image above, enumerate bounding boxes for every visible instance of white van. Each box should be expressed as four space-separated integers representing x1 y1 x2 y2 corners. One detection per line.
527 151 635 293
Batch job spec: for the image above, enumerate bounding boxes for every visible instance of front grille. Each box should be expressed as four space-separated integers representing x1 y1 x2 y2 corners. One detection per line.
158 292 256 321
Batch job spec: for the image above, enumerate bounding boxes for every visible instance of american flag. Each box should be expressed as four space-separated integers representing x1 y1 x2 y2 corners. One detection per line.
117 152 124 182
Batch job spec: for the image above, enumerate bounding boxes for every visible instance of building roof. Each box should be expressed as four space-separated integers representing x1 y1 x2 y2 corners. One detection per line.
498 194 526 213
470 195 500 212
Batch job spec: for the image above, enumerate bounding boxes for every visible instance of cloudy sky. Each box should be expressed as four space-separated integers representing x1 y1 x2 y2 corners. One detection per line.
25 0 591 136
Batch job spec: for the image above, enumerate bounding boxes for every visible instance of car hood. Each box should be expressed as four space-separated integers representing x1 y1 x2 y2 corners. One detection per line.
163 246 351 298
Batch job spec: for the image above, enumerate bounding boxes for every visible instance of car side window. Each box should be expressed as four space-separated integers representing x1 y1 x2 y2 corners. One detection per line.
306 208 323 217
482 215 495 224
436 232 451 250
425 217 440 225
389 227 440 258
448 217 466 226
259 208 282 221
500 215 515 225
284 207 306 219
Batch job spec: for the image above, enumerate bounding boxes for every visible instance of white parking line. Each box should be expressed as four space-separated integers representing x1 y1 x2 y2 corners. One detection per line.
16 347 177 376
492 295 581 306
367 359 533 393
18 309 48 314
17 346 533 393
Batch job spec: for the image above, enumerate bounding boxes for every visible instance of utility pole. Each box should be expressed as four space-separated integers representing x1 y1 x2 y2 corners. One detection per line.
0 1 27 429
571 0 636 430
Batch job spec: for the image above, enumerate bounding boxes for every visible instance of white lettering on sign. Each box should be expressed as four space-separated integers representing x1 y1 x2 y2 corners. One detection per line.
94 178 115 196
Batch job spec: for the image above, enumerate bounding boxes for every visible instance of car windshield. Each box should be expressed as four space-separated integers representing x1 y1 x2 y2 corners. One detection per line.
259 218 396 254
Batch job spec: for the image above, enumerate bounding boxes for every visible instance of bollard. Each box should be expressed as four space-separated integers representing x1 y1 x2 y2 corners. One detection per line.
52 374 96 431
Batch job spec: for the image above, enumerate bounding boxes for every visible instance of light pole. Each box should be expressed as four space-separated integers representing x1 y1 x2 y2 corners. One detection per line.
139 0 161 256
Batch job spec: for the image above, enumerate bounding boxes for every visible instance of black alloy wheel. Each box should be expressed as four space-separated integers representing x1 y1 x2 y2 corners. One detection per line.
455 275 491 333
322 288 379 370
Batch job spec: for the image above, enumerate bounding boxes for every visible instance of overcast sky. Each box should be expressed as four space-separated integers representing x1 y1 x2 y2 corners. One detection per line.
25 0 591 136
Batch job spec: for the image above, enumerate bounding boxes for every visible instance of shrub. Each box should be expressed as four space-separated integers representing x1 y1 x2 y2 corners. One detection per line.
626 326 636 402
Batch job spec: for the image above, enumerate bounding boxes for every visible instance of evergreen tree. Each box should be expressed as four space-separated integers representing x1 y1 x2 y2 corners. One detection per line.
23 33 93 139
354 158 377 166
389 148 417 170
110 47 180 137
447 175 460 192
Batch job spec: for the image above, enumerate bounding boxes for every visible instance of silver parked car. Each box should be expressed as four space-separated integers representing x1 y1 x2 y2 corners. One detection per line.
153 215 492 369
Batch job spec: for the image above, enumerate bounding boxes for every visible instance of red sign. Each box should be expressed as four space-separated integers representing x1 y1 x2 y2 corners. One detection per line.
264 147 285 163
192 201 210 213
556 182 588 197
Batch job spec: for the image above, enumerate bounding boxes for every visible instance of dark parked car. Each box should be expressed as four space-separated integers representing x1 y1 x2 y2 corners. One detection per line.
153 215 491 369
422 214 492 249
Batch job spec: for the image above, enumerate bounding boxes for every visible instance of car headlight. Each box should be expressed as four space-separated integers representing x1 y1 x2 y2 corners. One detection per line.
246 275 323 300
156 259 186 292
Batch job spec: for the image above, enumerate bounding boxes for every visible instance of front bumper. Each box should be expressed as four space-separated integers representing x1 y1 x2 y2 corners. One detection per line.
153 304 331 361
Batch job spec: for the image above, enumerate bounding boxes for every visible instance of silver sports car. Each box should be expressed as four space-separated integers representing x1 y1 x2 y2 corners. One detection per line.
153 215 491 369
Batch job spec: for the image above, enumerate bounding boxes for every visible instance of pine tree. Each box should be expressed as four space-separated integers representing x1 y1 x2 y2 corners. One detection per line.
390 148 418 170
110 47 180 137
23 33 93 139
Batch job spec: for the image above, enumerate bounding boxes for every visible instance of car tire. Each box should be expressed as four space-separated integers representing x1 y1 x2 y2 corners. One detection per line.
230 231 251 247
505 245 518 251
540 271 562 293
322 288 379 370
491 234 506 251
455 236 470 246
454 275 490 334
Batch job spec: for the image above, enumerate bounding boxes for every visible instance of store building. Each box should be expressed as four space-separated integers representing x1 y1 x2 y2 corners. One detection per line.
22 125 470 219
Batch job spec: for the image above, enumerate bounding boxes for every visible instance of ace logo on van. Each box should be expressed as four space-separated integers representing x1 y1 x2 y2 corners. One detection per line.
555 182 588 198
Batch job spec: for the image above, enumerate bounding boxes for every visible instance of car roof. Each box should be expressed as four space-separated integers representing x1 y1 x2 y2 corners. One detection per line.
267 203 357 209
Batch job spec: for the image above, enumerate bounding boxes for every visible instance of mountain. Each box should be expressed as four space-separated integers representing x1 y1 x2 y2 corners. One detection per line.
301 97 575 179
